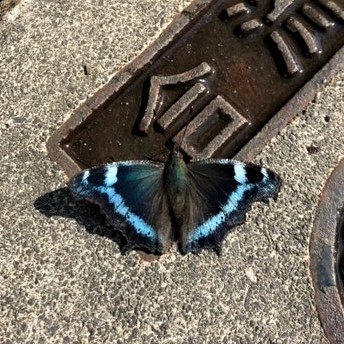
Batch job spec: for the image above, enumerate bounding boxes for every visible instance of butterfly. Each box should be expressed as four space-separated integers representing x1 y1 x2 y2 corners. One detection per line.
69 148 281 255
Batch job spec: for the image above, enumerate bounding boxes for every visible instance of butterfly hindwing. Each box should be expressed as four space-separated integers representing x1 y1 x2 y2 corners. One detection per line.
69 161 172 254
179 160 281 254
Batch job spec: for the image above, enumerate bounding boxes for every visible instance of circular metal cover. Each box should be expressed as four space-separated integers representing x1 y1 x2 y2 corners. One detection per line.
310 158 344 344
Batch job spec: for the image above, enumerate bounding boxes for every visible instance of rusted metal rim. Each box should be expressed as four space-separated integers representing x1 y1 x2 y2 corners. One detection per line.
310 158 344 344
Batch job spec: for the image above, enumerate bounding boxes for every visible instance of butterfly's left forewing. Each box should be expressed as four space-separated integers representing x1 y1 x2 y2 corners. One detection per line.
69 161 172 254
180 160 281 254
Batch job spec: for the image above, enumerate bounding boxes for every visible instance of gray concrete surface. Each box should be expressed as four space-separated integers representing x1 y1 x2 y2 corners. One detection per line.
0 0 343 343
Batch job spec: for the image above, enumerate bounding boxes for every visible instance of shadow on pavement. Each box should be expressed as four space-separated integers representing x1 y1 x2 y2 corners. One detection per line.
34 187 127 250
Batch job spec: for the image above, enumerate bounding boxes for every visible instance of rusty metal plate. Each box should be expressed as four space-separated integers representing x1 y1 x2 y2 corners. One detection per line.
310 158 344 344
47 0 344 177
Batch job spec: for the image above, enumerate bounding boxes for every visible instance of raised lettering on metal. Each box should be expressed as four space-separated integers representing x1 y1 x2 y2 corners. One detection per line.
139 62 212 133
173 96 250 160
287 16 321 54
157 82 207 130
302 4 335 29
270 31 303 76
229 0 343 77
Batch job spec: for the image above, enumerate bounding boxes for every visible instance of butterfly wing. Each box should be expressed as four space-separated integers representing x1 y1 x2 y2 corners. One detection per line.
69 161 172 254
179 160 281 254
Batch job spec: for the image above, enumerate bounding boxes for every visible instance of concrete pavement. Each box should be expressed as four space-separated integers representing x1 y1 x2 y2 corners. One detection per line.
0 1 343 343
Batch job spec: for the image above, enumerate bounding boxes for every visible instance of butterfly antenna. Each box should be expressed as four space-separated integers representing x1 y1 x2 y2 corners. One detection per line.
73 156 92 169
144 150 169 163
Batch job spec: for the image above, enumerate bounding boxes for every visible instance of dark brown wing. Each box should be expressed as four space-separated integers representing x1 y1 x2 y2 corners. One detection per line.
179 159 281 254
69 161 173 254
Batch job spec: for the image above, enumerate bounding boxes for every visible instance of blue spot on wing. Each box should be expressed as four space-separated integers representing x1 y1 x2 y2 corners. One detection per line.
96 185 158 240
188 184 252 242
68 161 166 253
104 165 118 186
183 160 281 253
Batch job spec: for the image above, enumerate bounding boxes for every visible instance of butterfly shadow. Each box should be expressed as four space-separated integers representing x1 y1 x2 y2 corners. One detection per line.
34 188 128 251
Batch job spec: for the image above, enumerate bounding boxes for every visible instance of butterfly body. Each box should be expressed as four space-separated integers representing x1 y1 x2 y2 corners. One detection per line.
163 153 189 226
69 149 281 255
